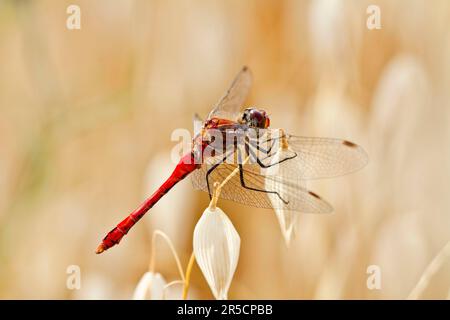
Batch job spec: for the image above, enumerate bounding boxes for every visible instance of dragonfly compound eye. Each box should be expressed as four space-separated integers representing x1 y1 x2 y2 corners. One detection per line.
246 108 269 129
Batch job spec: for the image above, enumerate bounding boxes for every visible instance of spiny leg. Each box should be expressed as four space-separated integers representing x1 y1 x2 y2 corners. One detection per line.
205 152 232 199
247 133 285 160
237 148 289 204
248 134 280 154
246 142 298 168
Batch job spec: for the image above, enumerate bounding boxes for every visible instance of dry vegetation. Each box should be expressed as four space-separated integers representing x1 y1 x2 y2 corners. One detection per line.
0 0 449 299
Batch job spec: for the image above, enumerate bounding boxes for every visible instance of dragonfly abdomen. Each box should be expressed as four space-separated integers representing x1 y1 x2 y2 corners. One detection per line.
96 152 198 253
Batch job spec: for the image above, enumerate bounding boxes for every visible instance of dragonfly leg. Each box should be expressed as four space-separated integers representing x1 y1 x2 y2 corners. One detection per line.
205 153 230 199
247 136 279 155
247 143 298 168
237 163 289 205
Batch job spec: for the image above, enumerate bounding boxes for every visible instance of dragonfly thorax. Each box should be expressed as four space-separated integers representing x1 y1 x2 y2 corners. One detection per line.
240 108 270 129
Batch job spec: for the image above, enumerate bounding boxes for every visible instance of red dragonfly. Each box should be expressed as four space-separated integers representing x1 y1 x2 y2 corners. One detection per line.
96 66 368 254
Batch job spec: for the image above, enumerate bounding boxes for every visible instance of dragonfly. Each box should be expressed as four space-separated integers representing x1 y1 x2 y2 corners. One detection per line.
96 66 368 254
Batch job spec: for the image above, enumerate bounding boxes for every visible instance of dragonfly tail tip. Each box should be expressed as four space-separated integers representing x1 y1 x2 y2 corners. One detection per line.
95 243 106 254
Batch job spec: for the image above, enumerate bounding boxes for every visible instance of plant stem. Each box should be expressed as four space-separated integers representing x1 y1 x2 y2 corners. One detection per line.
149 230 185 281
182 252 196 300
162 280 185 300
209 156 250 210
407 240 450 299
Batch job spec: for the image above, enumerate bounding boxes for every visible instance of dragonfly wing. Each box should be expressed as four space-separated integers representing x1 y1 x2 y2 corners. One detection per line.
284 135 369 179
207 66 253 121
245 130 368 180
191 161 333 213
193 113 203 137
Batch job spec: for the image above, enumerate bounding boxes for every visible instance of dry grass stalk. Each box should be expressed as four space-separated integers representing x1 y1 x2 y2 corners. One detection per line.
407 240 450 300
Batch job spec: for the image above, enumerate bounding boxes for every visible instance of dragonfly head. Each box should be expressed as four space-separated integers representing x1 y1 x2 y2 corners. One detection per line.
240 108 270 129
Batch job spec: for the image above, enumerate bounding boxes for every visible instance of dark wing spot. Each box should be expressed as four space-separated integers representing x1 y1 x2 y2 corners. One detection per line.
342 140 357 148
308 191 321 199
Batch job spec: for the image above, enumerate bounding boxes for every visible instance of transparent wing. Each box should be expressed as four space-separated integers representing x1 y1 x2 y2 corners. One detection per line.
285 135 368 179
191 158 333 213
246 130 369 180
207 66 253 121
193 113 203 137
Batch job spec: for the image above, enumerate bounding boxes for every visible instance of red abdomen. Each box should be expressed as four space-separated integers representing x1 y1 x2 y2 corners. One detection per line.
96 152 199 253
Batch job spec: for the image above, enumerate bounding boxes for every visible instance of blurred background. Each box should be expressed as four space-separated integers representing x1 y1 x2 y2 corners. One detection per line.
1 0 450 299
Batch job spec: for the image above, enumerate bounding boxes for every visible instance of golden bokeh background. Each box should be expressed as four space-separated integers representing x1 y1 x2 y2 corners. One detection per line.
0 0 449 299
